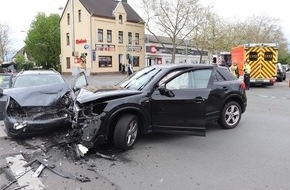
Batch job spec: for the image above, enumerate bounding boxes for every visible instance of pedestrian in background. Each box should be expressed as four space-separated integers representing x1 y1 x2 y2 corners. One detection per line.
128 60 133 75
243 61 251 90
230 62 239 78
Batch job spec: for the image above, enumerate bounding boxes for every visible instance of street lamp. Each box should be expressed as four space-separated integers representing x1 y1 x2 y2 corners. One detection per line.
184 39 190 63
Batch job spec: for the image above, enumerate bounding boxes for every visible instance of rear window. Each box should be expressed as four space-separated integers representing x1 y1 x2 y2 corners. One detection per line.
216 67 237 81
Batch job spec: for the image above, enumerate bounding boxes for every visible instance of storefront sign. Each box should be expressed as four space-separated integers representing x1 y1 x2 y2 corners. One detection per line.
150 45 157 53
96 44 115 51
76 39 87 44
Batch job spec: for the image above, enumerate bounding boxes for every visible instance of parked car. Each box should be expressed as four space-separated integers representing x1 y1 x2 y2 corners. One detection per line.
0 69 77 137
0 73 13 89
282 64 289 72
277 63 286 82
70 64 247 151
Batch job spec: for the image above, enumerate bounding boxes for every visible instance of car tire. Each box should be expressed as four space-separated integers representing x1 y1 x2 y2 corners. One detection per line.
219 101 241 129
114 114 139 150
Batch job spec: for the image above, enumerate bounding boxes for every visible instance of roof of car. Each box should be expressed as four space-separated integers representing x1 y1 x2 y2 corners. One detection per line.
0 73 13 76
152 63 215 69
17 70 60 76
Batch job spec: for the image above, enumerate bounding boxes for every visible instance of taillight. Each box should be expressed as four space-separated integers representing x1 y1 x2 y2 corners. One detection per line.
241 81 246 90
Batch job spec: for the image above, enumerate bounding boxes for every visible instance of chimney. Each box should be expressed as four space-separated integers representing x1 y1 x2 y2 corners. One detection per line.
122 0 127 3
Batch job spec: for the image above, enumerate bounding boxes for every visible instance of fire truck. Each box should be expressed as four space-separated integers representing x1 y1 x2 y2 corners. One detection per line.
231 43 278 86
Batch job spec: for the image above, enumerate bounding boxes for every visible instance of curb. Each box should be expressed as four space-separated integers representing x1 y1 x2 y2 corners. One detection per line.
0 122 7 138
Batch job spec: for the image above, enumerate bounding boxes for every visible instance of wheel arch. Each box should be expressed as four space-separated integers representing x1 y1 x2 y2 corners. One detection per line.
222 95 246 114
106 106 149 140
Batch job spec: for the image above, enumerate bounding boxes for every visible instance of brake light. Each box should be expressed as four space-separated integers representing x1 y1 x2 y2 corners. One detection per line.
241 81 246 90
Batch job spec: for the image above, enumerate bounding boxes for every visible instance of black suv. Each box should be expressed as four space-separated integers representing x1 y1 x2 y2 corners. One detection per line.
71 64 247 150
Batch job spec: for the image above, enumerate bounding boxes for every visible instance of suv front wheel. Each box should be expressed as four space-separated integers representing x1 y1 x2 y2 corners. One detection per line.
114 114 139 150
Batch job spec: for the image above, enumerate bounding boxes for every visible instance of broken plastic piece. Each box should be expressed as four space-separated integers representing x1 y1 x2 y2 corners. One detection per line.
13 121 27 130
96 152 116 161
78 144 88 155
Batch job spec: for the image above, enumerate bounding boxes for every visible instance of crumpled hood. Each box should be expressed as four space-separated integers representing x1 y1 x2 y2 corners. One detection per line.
76 85 142 104
3 83 71 106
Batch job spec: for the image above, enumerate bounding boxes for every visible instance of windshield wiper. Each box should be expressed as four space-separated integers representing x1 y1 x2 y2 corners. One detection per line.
123 68 156 89
137 70 161 91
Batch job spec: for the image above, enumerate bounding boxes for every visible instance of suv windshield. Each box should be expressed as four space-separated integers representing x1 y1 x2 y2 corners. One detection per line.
120 67 162 90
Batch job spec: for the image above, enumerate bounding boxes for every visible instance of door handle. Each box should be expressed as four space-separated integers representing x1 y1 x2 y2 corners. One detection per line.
193 97 204 103
222 86 228 91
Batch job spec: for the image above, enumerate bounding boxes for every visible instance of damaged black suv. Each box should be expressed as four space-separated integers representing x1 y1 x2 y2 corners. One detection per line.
0 69 74 137
71 64 247 151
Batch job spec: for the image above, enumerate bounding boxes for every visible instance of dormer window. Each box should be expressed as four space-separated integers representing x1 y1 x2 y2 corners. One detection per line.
119 15 123 24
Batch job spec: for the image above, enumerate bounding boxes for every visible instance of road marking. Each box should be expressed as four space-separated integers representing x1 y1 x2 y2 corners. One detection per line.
255 95 290 100
6 154 46 189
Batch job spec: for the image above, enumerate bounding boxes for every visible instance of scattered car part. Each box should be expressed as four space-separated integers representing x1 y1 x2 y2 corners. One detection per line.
24 158 90 182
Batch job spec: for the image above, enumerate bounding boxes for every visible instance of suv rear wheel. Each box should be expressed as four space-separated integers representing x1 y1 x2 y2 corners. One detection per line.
114 114 139 150
218 101 241 129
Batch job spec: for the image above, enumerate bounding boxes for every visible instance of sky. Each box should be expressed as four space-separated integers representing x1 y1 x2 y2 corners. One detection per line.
1 0 289 54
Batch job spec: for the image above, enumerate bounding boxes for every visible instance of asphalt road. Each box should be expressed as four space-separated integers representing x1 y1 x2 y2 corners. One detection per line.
1 73 290 190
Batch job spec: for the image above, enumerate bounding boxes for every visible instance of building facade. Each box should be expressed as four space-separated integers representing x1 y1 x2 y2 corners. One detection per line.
60 0 209 75
60 0 145 75
145 35 209 66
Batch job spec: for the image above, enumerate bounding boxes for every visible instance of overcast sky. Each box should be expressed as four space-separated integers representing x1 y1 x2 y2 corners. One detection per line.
1 0 289 53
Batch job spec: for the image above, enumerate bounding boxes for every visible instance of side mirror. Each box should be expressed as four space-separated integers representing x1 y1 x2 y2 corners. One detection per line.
0 88 2 97
158 85 175 97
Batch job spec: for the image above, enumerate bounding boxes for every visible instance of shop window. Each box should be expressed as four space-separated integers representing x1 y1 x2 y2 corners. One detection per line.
78 10 81 22
67 13 70 25
118 31 123 43
98 29 103 42
119 15 123 24
128 32 132 44
132 56 140 67
107 30 112 43
135 33 139 45
66 33 70 45
66 57 71 69
99 56 112 67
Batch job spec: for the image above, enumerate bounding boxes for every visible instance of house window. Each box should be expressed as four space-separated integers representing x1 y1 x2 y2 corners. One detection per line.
66 57 71 69
98 29 103 42
99 56 112 67
67 13 70 25
78 10 81 22
118 31 123 43
119 15 123 24
128 32 132 44
135 33 139 45
66 33 70 45
107 30 112 43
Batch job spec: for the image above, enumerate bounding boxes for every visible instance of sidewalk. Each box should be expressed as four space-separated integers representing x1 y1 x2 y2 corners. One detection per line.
63 72 128 86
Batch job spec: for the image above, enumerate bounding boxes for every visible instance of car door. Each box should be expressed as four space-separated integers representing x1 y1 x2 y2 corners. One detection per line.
150 69 212 136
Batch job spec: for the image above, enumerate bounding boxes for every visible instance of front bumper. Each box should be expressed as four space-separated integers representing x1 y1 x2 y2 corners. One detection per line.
4 116 71 138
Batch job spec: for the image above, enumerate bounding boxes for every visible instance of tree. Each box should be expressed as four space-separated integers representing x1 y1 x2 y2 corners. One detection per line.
0 23 12 62
25 13 60 69
142 0 205 63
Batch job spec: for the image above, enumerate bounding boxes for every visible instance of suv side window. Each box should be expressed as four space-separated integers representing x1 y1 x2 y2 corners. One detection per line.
166 69 212 90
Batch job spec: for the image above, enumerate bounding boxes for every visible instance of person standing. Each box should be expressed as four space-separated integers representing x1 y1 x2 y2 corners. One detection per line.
230 62 239 78
128 60 133 76
243 61 251 90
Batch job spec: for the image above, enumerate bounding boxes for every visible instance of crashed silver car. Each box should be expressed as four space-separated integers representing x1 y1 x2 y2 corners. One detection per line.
0 69 75 137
